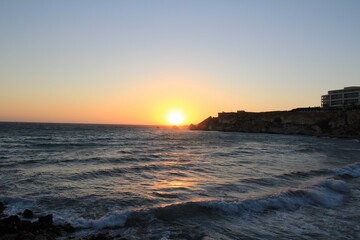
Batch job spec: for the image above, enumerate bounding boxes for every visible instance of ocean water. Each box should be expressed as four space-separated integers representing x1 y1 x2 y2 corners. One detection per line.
0 122 360 239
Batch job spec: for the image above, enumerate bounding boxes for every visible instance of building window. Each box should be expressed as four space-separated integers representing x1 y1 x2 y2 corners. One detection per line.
331 94 342 100
344 99 358 105
330 100 342 106
344 92 359 98
322 87 360 108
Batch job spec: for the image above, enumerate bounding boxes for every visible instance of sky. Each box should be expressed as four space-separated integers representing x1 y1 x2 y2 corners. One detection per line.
0 0 359 125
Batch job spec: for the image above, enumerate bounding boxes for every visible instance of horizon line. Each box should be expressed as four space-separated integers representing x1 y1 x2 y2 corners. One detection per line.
0 120 189 127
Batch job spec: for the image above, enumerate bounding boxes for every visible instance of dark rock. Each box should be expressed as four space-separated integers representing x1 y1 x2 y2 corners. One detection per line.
34 234 47 240
38 214 53 226
0 223 16 235
5 231 36 240
20 231 36 240
22 209 34 219
0 208 66 240
29 221 42 235
48 225 61 235
0 204 77 240
82 233 112 240
3 215 21 225
31 221 59 236
20 220 34 232
0 215 21 234
0 202 5 213
0 233 18 240
62 223 75 233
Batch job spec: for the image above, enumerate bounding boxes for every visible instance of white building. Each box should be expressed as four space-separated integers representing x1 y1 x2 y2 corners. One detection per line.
321 86 360 108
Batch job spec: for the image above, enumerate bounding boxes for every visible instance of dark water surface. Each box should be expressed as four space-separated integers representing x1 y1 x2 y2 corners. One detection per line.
0 122 360 239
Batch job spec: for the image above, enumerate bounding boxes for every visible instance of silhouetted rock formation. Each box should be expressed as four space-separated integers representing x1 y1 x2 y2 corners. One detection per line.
22 209 34 219
190 110 360 138
0 202 126 240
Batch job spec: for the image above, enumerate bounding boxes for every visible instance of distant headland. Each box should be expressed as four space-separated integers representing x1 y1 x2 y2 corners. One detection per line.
190 87 360 138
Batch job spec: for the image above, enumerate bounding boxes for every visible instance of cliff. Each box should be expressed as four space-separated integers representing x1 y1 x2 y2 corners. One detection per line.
189 110 360 138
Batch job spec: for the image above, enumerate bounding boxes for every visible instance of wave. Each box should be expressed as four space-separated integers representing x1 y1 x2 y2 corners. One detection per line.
65 162 194 180
66 167 127 180
200 178 349 214
0 155 163 169
2 164 358 231
49 178 352 231
0 197 35 216
279 163 360 180
30 142 103 147
242 163 360 187
55 211 130 230
329 163 360 177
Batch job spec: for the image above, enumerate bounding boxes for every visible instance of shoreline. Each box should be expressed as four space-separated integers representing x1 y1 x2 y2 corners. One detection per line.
189 110 360 139
0 202 126 240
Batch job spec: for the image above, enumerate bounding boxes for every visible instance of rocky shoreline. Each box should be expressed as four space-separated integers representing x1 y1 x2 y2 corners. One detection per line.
189 110 360 138
0 202 127 240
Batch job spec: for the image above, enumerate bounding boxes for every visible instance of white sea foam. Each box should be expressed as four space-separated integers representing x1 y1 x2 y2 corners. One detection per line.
198 178 349 214
0 197 35 216
313 178 350 192
54 211 129 229
1 178 351 230
330 163 360 177
0 197 128 230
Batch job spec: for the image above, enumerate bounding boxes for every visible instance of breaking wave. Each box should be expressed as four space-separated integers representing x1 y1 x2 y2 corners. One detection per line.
55 212 130 229
2 162 358 232
329 163 360 178
199 178 349 214
12 178 349 231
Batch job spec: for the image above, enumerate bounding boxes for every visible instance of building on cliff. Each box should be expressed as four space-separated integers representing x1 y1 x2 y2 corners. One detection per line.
321 86 360 108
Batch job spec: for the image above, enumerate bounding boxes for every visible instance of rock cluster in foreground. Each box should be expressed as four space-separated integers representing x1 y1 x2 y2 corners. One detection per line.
0 202 126 240
189 110 360 138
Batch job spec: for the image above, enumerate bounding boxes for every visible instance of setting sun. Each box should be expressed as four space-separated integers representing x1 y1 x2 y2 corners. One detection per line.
167 111 185 125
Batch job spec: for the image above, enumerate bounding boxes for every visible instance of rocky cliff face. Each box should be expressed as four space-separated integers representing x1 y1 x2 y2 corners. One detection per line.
189 110 360 138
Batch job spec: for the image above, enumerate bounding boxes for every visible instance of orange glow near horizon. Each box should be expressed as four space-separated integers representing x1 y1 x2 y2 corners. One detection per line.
0 73 240 125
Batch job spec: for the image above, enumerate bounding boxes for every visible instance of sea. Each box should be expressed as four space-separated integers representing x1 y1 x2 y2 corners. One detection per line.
0 122 360 240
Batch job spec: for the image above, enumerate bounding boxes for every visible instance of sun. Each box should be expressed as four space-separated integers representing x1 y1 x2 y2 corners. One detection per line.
167 111 185 125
